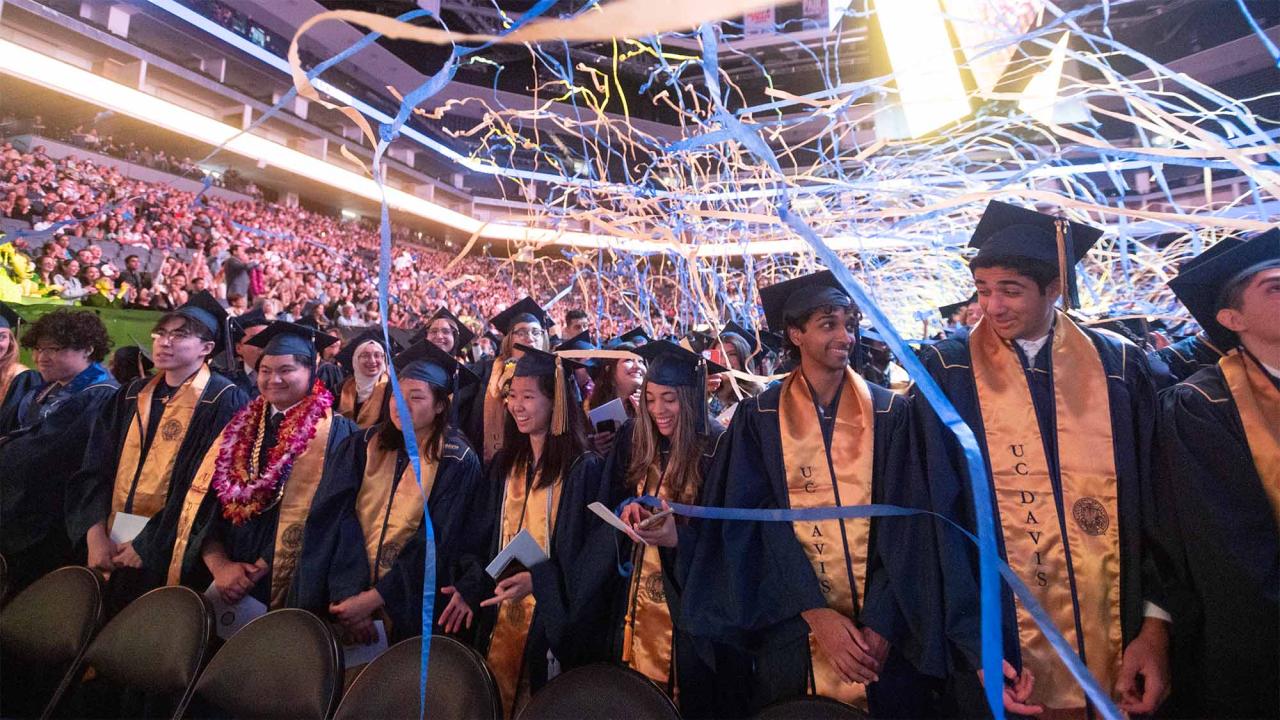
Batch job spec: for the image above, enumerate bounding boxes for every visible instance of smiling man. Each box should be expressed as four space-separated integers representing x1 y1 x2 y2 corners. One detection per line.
919 200 1169 717
66 291 247 606
682 270 946 717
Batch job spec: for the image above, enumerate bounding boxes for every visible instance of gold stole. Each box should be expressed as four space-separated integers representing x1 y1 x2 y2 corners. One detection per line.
621 465 675 690
167 426 228 586
339 374 388 427
111 366 211 531
779 367 874 710
1219 350 1280 526
356 434 438 583
267 412 334 609
483 359 517 463
485 460 562 718
969 313 1123 710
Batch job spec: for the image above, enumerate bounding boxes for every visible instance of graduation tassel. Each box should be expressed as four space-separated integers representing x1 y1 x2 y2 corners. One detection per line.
1054 217 1079 311
551 359 568 436
695 358 708 436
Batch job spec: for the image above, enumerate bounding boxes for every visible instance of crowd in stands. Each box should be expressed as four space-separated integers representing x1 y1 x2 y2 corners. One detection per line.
1 141 667 340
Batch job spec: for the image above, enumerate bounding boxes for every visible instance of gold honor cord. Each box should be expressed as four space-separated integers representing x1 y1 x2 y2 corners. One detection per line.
969 314 1122 711
1219 350 1280 526
112 365 211 528
778 367 874 710
356 434 435 585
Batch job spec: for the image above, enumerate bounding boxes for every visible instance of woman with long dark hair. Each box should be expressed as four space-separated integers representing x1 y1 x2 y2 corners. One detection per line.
460 297 551 465
585 341 646 455
319 341 483 644
581 340 732 717
449 345 609 717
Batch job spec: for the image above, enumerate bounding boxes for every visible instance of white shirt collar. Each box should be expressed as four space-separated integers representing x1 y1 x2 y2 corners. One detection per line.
270 400 301 417
1262 361 1280 381
1015 333 1052 367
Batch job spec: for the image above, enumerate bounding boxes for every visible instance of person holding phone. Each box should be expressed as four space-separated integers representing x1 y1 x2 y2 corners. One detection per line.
578 340 735 717
586 340 646 455
450 345 609 717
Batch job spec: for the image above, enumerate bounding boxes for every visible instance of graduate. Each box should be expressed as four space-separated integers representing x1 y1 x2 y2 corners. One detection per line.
0 309 118 591
65 292 248 603
423 306 476 359
450 345 608 717
1157 229 1278 718
584 340 730 717
461 297 552 464
917 200 1169 717
1148 239 1241 390
189 321 362 612
554 330 598 400
707 321 765 426
223 307 270 399
585 339 647 456
0 302 40 422
681 271 947 717
333 328 397 427
319 340 484 644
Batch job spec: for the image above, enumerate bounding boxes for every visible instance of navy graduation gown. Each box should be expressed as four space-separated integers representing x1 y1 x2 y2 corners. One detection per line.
680 379 948 716
458 357 495 464
64 371 247 593
316 361 345 399
0 363 118 591
576 420 733 718
0 368 41 431
917 329 1166 708
310 424 484 643
1148 333 1224 390
452 450 610 692
1157 366 1279 718
203 411 360 612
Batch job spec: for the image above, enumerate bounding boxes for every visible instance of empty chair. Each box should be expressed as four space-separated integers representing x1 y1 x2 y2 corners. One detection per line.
0 566 104 719
187 609 342 720
334 635 500 720
47 586 213 719
515 664 679 720
753 696 869 720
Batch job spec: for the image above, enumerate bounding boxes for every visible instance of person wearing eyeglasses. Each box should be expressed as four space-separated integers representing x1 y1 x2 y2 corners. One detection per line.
460 298 552 465
65 292 248 608
0 308 118 592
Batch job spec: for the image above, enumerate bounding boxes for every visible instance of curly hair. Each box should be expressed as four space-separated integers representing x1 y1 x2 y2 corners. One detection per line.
21 308 112 362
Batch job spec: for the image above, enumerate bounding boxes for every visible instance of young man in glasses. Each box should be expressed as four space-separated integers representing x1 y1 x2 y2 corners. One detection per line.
65 292 247 605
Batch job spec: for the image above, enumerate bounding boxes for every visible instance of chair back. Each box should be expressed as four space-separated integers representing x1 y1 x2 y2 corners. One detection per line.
334 635 501 720
0 566 103 719
753 696 869 720
515 664 679 720
190 608 342 720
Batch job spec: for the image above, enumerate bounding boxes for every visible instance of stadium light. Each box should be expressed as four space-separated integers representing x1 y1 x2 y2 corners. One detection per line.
874 0 971 138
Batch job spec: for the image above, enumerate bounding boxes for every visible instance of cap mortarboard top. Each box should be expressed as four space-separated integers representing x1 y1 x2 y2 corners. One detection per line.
1168 228 1280 348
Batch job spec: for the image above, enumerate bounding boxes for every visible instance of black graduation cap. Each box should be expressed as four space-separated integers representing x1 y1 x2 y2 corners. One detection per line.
393 340 478 393
115 343 154 379
231 308 269 335
489 297 549 335
0 301 21 332
556 330 596 353
758 270 853 333
938 293 977 320
684 329 716 354
174 291 227 340
721 320 760 355
1168 228 1280 348
247 320 339 358
1177 236 1242 273
759 330 784 354
618 327 651 346
969 200 1103 266
512 344 587 436
427 306 476 351
634 340 728 388
334 328 401 374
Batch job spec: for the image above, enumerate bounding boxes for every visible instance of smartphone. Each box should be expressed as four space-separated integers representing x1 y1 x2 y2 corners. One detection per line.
595 419 617 434
638 508 674 530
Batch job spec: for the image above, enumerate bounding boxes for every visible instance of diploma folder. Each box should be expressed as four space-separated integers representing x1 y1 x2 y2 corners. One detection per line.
485 529 549 581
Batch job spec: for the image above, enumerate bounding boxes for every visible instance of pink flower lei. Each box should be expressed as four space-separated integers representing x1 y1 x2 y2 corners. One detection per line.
211 379 333 525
